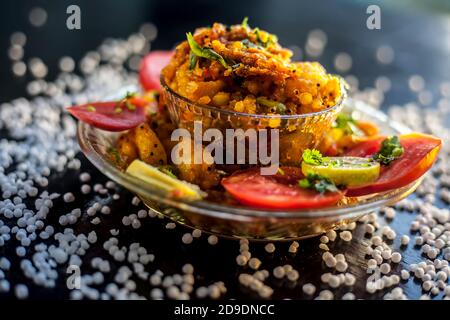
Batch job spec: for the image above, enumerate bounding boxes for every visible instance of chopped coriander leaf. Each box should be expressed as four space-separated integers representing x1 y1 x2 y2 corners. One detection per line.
333 113 363 136
125 91 137 99
114 107 123 114
242 17 249 29
241 39 262 49
298 173 339 194
125 101 136 111
256 97 286 114
373 136 404 165
159 165 178 179
107 147 122 164
86 105 96 112
189 51 198 70
186 32 229 69
302 149 324 166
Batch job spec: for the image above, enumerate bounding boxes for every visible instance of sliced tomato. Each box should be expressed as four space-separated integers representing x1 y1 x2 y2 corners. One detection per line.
67 99 147 131
344 133 442 196
221 167 345 209
139 51 174 91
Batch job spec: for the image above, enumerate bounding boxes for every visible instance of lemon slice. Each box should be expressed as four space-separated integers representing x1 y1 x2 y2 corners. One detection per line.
126 160 205 200
301 157 380 187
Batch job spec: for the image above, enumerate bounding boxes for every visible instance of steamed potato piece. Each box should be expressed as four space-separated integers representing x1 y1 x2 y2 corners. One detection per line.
133 123 167 166
116 134 138 167
172 139 221 190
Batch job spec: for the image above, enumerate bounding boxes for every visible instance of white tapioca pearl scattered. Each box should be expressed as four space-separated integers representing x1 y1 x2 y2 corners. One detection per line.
137 209 147 219
415 236 424 245
342 292 356 300
131 219 141 229
444 285 450 296
371 236 382 246
326 230 337 241
241 251 251 260
91 217 101 225
414 268 425 279
182 264 194 275
316 290 334 300
63 192 75 203
192 229 202 238
79 172 91 182
386 230 396 240
80 184 91 194
0 258 11 270
302 283 316 295
105 181 116 189
368 259 378 269
248 258 261 270
288 243 298 253
131 196 140 206
383 207 396 219
344 273 356 286
112 194 120 200
264 243 275 253
14 284 29 299
400 269 410 280
320 235 329 243
121 216 131 226
182 233 193 244
328 275 341 288
100 206 111 215
88 231 97 244
286 269 299 281
400 235 410 246
427 249 438 259
410 221 420 231
381 250 392 260
273 266 285 279
391 252 402 263
335 253 345 262
151 288 164 300
339 231 352 242
380 263 391 274
365 224 375 234
165 222 176 229
207 235 218 245
336 260 348 272
319 243 330 251
437 271 447 281
435 239 445 249
422 280 433 291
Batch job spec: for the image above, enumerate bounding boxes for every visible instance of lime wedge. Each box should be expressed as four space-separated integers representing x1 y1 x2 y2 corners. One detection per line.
301 157 380 187
126 160 205 200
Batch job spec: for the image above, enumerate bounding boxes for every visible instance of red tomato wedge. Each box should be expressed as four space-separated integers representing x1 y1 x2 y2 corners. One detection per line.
139 51 174 91
67 98 148 132
344 133 442 197
222 167 345 209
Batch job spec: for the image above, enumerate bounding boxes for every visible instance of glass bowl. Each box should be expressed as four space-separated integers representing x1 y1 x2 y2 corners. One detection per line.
77 96 420 240
161 76 347 165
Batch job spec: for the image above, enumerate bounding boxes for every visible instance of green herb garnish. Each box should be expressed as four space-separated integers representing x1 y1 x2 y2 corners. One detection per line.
302 149 324 166
241 39 262 50
159 165 178 179
299 173 339 194
256 97 286 114
114 107 123 114
186 32 229 69
125 101 136 111
333 113 364 136
86 105 96 112
242 17 249 29
372 136 404 165
189 51 198 70
108 147 122 164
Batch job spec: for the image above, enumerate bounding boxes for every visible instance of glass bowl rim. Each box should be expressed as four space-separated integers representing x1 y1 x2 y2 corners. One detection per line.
160 74 348 120
77 98 416 221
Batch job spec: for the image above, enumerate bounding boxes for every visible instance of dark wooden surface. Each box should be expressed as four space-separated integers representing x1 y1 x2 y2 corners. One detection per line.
1 0 449 300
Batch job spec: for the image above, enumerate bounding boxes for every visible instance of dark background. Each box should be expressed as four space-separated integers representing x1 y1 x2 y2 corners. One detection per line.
1 0 450 300
1 0 450 106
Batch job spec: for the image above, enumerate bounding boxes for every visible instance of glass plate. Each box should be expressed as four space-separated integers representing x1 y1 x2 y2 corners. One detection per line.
77 97 420 240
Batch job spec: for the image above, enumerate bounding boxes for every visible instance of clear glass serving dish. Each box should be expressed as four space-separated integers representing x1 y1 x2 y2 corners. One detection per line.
78 97 418 240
